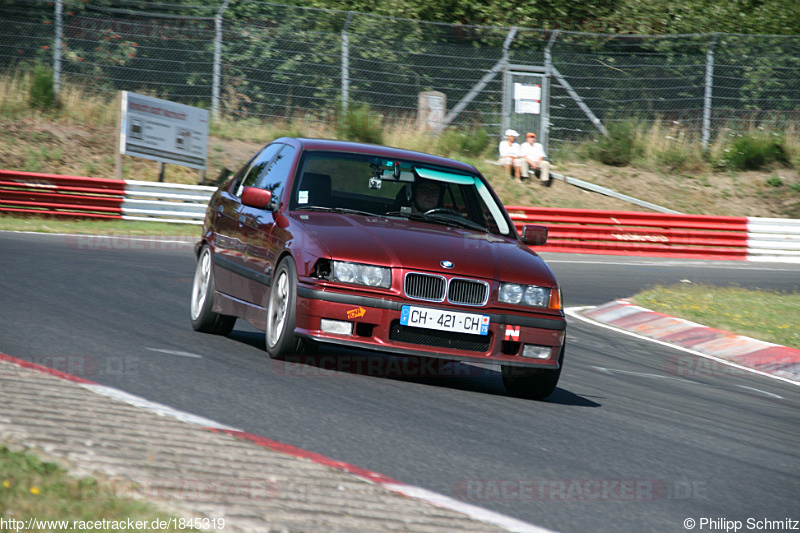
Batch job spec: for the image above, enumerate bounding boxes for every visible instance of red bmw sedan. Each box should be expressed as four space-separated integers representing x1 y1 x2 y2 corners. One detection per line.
191 138 566 399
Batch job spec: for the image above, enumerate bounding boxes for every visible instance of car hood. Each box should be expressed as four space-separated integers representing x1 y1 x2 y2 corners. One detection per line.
291 212 556 286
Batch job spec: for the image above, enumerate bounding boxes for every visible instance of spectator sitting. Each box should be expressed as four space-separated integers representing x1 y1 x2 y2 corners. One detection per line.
498 129 522 182
520 132 551 186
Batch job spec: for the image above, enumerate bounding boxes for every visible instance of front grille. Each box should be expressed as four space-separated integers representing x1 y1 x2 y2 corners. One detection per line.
448 278 489 306
404 273 446 302
404 272 489 306
389 321 491 352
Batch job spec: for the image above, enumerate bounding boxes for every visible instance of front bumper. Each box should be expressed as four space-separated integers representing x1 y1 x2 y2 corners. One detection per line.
295 286 566 369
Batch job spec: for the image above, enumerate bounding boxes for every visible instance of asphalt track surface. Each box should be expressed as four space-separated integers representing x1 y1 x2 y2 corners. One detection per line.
1 231 798 533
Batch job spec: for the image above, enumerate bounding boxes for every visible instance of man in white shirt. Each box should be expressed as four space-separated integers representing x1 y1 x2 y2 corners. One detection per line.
498 129 522 182
519 132 551 186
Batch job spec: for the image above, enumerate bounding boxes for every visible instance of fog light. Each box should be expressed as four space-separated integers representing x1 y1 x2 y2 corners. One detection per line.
521 344 551 359
321 319 353 335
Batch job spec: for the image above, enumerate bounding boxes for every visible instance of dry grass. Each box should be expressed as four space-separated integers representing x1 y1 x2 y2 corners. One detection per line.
2 72 799 216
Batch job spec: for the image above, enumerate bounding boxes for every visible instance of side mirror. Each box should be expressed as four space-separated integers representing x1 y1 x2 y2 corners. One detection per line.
521 224 548 246
241 187 273 210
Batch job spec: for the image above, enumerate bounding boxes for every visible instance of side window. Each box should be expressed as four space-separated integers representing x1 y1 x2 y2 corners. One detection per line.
256 145 297 207
234 143 283 197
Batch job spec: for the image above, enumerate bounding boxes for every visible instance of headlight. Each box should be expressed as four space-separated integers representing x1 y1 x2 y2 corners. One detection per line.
498 283 524 304
523 286 549 307
499 283 551 308
331 261 391 288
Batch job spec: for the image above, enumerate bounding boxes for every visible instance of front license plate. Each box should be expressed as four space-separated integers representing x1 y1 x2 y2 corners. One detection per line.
400 305 490 336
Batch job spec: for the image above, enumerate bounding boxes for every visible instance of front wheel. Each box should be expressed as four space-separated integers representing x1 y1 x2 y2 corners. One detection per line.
266 257 299 359
190 246 236 335
501 343 564 400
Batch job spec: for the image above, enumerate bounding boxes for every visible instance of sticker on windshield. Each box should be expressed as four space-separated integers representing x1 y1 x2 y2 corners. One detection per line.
298 190 309 204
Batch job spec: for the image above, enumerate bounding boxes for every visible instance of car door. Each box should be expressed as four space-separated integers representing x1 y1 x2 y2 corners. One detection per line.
239 144 298 305
213 143 283 302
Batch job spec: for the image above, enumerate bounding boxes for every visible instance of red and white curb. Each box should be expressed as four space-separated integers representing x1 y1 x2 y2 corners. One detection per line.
205 428 553 533
566 301 800 385
0 352 553 533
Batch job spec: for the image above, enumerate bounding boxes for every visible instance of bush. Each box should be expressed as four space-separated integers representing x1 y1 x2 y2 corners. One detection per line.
586 120 643 166
28 64 60 111
436 127 489 157
655 145 691 170
336 103 383 144
721 134 788 171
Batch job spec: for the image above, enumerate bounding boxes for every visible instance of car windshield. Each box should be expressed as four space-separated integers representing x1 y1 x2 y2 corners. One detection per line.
289 151 512 236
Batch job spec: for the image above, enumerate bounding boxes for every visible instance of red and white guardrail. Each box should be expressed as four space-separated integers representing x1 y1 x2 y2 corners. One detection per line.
507 206 800 262
0 169 214 225
2 170 799 262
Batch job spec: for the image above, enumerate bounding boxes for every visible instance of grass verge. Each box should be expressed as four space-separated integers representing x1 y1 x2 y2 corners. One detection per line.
0 446 191 532
630 283 800 349
0 214 201 237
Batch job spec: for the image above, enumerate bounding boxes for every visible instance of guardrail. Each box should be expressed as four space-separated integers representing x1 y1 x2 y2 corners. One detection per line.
747 218 800 262
2 170 799 262
548 171 682 214
0 170 215 225
507 206 800 263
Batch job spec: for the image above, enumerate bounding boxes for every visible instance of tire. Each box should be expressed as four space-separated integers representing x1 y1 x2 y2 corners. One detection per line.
501 342 565 400
266 257 300 359
190 246 236 335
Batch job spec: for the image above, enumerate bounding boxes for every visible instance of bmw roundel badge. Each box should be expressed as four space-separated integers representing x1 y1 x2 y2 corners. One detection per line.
440 260 454 269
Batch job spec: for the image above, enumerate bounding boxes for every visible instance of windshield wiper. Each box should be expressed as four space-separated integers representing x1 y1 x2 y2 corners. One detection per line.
386 210 487 232
295 205 377 217
427 212 487 232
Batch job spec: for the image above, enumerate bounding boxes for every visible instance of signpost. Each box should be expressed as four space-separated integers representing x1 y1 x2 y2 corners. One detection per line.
116 91 209 182
504 70 549 152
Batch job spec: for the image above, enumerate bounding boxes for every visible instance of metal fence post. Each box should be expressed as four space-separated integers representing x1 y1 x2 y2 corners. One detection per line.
541 30 559 149
702 33 720 151
435 26 518 135
53 0 62 93
212 0 232 122
499 27 518 135
341 12 354 114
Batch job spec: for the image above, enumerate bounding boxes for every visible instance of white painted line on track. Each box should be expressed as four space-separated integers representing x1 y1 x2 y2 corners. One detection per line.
80 383 239 430
146 347 203 358
591 366 785 400
591 366 695 384
566 306 800 387
383 483 557 533
735 385 784 399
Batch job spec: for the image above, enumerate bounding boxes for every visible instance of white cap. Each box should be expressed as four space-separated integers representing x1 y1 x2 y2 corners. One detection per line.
504 129 519 137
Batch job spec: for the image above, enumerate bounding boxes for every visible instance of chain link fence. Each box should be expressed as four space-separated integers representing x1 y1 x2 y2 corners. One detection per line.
2 0 799 156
